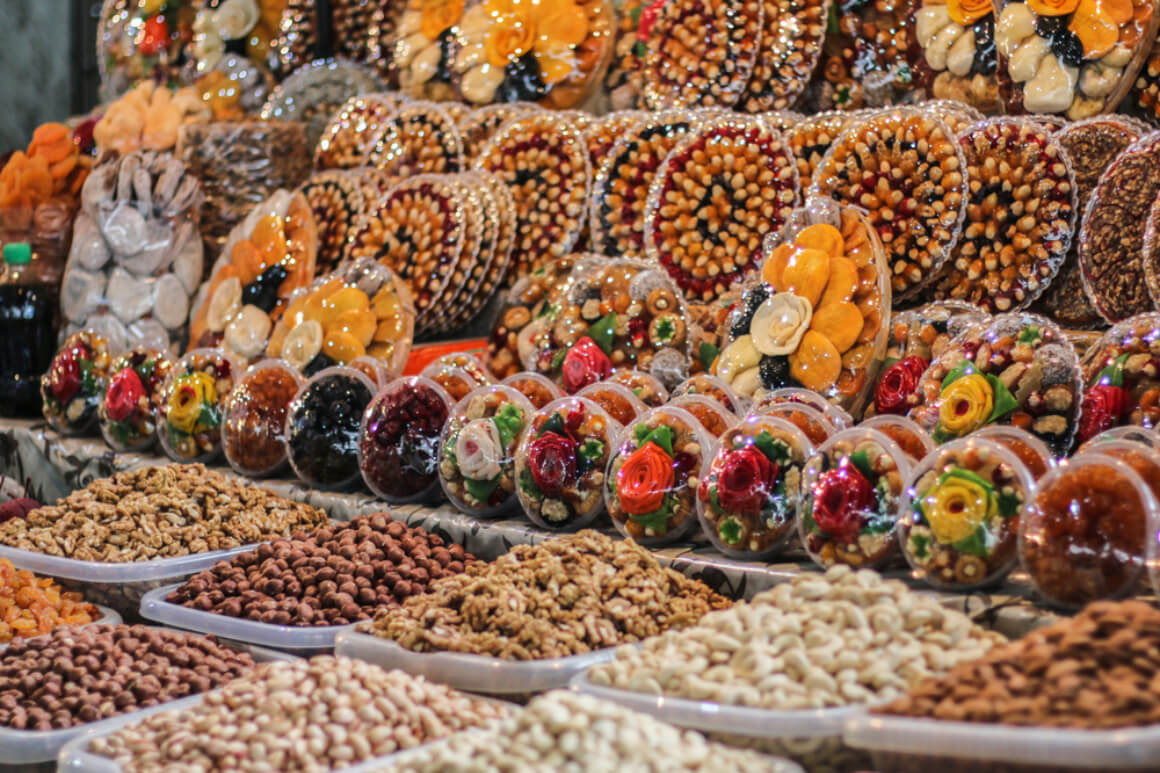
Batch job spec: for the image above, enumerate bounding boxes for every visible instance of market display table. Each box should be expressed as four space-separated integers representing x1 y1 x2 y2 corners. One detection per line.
0 418 1060 637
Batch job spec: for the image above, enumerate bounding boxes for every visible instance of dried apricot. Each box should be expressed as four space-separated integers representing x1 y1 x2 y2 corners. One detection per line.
230 239 264 284
818 256 860 307
1071 3 1119 57
810 301 864 353
762 242 795 286
795 223 845 258
250 214 285 250
322 329 367 362
789 330 842 391
334 309 377 347
1100 0 1133 23
778 247 831 306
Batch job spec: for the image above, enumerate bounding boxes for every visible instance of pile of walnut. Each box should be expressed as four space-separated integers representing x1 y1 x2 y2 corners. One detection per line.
359 531 731 660
0 464 327 562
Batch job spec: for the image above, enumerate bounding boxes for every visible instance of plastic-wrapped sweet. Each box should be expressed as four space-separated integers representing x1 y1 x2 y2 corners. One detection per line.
266 257 415 379
457 103 539 164
669 374 748 417
348 356 386 388
751 387 855 428
366 101 464 178
585 111 645 172
442 172 517 334
901 437 1034 590
860 414 936 463
798 427 911 570
188 189 319 360
784 111 859 191
864 300 989 419
606 405 713 546
576 380 647 426
811 107 967 302
222 358 303 477
422 366 486 403
527 258 692 391
697 414 812 559
974 424 1055 479
314 93 400 171
714 199 889 416
62 151 204 353
668 394 739 438
360 376 454 503
817 0 915 111
908 312 1082 456
753 400 838 447
1079 424 1160 452
192 53 275 121
156 348 239 463
501 372 565 409
644 114 800 301
514 396 622 530
423 353 494 386
285 366 377 490
737 0 826 112
97 0 193 100
438 384 535 517
97 347 174 452
92 82 211 156
607 369 669 408
638 0 761 109
41 332 115 435
928 118 1077 312
297 170 369 275
686 290 744 377
259 58 386 151
1020 451 1157 607
994 0 1158 119
909 0 1001 111
1074 312 1160 445
486 255 581 379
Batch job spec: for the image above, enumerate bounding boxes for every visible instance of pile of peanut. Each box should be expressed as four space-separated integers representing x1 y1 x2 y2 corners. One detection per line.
0 465 327 562
359 531 731 660
375 690 797 773
877 600 1160 728
588 565 1006 709
87 656 509 771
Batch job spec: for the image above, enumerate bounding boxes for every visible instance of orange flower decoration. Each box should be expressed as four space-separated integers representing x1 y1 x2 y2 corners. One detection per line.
1028 0 1080 15
421 0 465 40
616 441 675 515
1069 0 1125 57
948 0 992 24
485 12 536 65
484 0 589 83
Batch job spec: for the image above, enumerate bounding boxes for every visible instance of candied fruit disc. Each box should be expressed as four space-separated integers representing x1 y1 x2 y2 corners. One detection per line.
250 214 285 250
763 243 796 287
323 330 367 362
790 330 842 391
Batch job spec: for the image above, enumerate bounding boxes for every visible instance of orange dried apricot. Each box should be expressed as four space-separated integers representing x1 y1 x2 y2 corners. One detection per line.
778 247 831 306
250 214 285 250
1100 0 1133 23
762 242 795 286
795 223 845 258
789 330 842 391
810 301 864 353
322 330 367 362
334 309 377 347
1070 2 1119 57
230 239 265 284
818 256 860 307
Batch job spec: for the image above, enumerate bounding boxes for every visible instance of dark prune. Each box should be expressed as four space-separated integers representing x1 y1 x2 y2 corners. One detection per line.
730 285 770 339
972 16 997 75
759 355 793 389
286 371 374 488
499 53 547 103
1034 16 1066 37
1049 30 1084 68
242 265 288 313
303 353 336 378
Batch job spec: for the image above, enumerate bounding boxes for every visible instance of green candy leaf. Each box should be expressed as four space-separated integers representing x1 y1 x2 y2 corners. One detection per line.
632 40 646 58
587 313 618 356
827 4 840 34
579 438 604 461
1095 353 1131 388
910 533 931 560
537 413 566 438
550 349 567 371
538 302 556 319
940 360 976 393
754 431 792 465
849 449 875 480
997 490 1021 519
719 518 743 546
953 525 990 558
633 424 674 456
493 403 525 450
939 467 994 496
709 486 720 510
519 467 540 498
699 342 720 371
984 374 1018 424
630 497 674 533
465 476 501 504
802 503 820 534
1017 326 1043 346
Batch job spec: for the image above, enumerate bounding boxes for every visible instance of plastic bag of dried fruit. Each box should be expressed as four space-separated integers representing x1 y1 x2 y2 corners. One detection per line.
525 257 693 392
909 0 1003 112
187 189 318 361
907 311 1082 456
815 0 918 111
486 254 585 379
1074 312 1160 446
266 257 415 379
61 151 202 355
994 0 1159 119
713 197 890 418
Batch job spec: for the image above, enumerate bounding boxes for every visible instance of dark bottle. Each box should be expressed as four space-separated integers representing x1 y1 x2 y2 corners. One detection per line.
0 242 60 417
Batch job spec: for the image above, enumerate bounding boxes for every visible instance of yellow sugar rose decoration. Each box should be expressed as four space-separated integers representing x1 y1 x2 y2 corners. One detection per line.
484 0 588 81
938 372 993 437
921 470 995 544
167 372 218 434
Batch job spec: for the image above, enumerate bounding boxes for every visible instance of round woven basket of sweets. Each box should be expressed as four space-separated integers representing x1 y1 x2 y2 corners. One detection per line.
366 101 464 178
738 0 829 113
297 170 368 276
784 111 859 191
456 103 539 164
314 93 401 171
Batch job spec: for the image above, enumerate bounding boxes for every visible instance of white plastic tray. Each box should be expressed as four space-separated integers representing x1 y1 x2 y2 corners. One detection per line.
0 604 121 652
0 637 292 766
843 714 1160 771
140 584 348 652
569 671 865 738
0 544 256 584
334 629 617 695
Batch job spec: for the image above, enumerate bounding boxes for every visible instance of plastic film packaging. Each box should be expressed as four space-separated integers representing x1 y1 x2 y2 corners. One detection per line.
285 365 377 490
577 380 648 426
314 93 401 171
96 347 173 453
859 414 935 464
1074 312 1160 446
296 170 370 275
737 0 828 113
222 358 304 477
359 375 454 504
607 369 669 407
40 331 116 436
669 373 749 416
260 57 385 151
367 101 464 178
156 348 239 463
668 394 739 437
484 254 583 379
500 372 565 409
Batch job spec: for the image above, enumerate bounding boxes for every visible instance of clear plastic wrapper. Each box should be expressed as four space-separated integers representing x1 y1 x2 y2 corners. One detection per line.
798 427 911 570
156 348 239 463
686 288 745 376
909 1 1001 112
605 405 714 546
348 355 386 387
1125 32 1160 124
974 424 1056 479
668 394 739 437
784 111 859 192
425 353 495 385
285 366 377 490
715 199 889 416
443 172 518 333
526 258 692 392
589 109 701 258
1040 116 1143 327
859 414 935 463
366 101 465 178
585 111 646 172
907 311 1082 457
265 257 415 379
515 396 622 530
62 151 204 353
639 0 762 109
474 112 592 277
177 120 312 259
697 414 813 559
577 380 647 425
423 365 487 403
222 358 304 477
1019 450 1158 607
753 387 855 428
500 372 565 409
260 57 386 150
900 437 1033 589
1081 439 1160 510
1079 423 1160 452
670 373 749 416
754 400 839 447
1077 132 1160 323
97 348 173 453
314 93 401 171
457 103 539 163
360 376 454 504
438 384 535 518
297 170 369 275
40 331 115 435
810 107 967 302
1074 312 1160 446
91 82 210 157
995 0 1159 119
817 0 915 110
96 0 192 100
644 114 800 301
191 54 275 122
188 189 318 359
738 0 828 112
607 369 669 406
601 0 650 109
928 118 1077 312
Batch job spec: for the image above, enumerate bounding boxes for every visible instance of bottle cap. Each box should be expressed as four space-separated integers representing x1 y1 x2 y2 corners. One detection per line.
2 243 31 265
